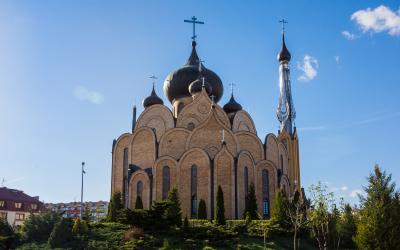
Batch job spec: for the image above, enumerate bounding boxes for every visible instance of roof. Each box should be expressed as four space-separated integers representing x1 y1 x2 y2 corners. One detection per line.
0 187 42 204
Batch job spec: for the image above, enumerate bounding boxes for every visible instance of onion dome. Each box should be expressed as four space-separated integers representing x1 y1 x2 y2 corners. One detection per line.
142 85 163 108
163 41 223 103
223 93 242 113
277 33 291 62
189 76 212 95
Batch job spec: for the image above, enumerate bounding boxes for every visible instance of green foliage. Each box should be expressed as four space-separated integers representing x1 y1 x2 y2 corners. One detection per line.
47 218 73 248
270 188 290 232
135 195 143 209
72 218 89 236
20 212 60 243
82 205 92 222
198 199 207 219
309 182 334 250
215 186 226 225
243 183 259 220
0 218 18 249
336 203 356 249
107 192 123 222
354 165 400 249
165 188 182 227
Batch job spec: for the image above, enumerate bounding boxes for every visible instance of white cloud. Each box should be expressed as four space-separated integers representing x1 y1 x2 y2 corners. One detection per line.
334 56 340 63
341 186 348 191
297 55 318 82
341 30 357 40
349 189 362 198
74 86 104 104
351 5 400 36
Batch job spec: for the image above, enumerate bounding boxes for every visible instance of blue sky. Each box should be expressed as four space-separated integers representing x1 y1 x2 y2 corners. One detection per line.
1 1 399 204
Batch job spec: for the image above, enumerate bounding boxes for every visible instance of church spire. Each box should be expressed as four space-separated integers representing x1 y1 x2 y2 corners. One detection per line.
276 20 296 135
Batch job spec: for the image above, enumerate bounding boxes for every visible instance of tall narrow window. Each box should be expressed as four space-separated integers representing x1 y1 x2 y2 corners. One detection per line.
244 166 249 195
123 147 129 206
162 166 170 200
191 165 198 218
280 155 284 172
262 169 270 219
137 181 143 197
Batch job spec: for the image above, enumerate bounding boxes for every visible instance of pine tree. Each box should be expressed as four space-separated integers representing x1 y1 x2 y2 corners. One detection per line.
215 185 226 225
197 199 207 219
354 165 400 249
183 216 189 230
270 188 289 230
107 192 123 222
337 203 356 249
48 218 73 248
72 218 88 236
165 188 182 227
135 195 144 209
244 183 259 219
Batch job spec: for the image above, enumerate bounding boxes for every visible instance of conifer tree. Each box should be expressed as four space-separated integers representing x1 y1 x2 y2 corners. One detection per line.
48 218 73 248
197 199 207 219
107 192 123 222
244 183 259 219
183 216 189 230
336 203 356 249
354 165 400 249
166 188 182 227
72 218 88 236
271 188 289 230
215 185 226 225
135 195 143 209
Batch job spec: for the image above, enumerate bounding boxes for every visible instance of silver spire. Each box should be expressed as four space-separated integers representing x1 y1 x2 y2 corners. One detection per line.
276 24 296 135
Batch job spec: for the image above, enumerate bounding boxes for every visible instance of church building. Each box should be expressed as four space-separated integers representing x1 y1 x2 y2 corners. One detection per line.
111 20 301 220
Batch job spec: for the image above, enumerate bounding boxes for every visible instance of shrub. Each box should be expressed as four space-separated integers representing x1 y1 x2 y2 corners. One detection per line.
198 199 207 219
215 186 226 225
244 183 259 220
165 188 182 227
123 226 144 240
134 195 143 209
20 211 60 243
48 218 73 248
72 218 89 236
0 218 18 249
108 192 123 222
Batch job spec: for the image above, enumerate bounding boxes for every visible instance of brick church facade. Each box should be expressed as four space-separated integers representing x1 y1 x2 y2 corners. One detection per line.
111 29 300 220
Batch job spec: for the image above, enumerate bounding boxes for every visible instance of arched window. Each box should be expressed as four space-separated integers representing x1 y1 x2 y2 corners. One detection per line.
191 165 198 218
244 166 249 195
262 170 270 219
137 181 143 197
162 166 170 200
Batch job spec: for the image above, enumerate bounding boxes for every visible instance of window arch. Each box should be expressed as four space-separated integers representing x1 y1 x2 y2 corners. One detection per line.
262 169 270 219
137 181 143 197
162 166 170 200
244 166 249 195
191 165 198 218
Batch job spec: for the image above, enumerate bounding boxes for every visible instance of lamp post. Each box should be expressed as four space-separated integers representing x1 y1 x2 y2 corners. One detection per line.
81 162 86 219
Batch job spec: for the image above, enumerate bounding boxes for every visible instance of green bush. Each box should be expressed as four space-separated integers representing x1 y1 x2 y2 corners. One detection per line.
0 218 18 249
215 186 226 225
134 195 143 209
20 212 60 243
198 199 207 219
47 218 73 248
72 218 89 236
108 192 123 222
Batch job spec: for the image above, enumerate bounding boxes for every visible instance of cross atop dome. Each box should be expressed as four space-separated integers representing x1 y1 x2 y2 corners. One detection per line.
184 16 204 41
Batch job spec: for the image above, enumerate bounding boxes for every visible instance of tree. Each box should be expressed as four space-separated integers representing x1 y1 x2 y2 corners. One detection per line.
309 182 335 250
197 199 207 219
215 185 226 225
135 195 143 209
21 211 60 242
165 188 182 227
108 192 123 222
0 218 18 249
72 218 88 236
48 218 73 248
285 190 308 250
354 165 400 249
183 216 189 230
336 203 356 249
244 183 259 220
270 188 290 231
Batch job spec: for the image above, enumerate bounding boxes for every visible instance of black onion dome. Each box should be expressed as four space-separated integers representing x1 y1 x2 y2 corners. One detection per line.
223 94 242 113
189 76 212 95
163 41 223 103
277 33 291 62
142 85 163 108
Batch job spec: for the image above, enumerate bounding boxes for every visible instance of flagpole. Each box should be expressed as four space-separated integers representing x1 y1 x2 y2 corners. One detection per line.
81 162 85 219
